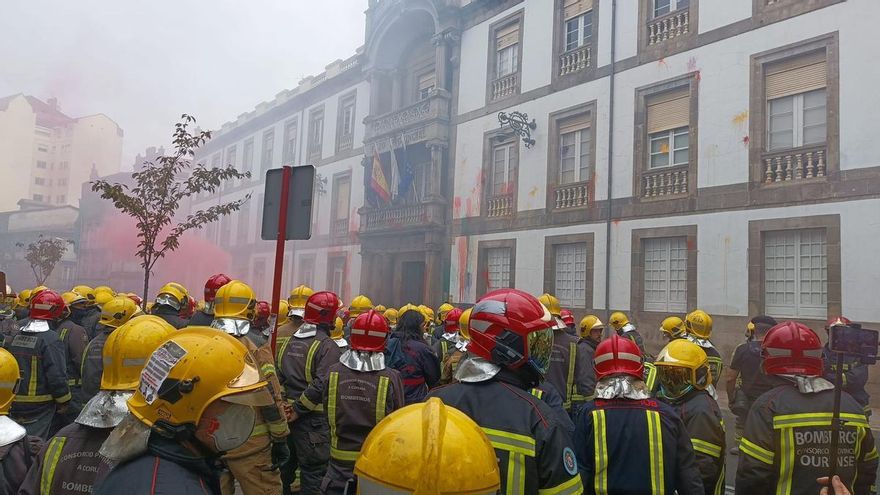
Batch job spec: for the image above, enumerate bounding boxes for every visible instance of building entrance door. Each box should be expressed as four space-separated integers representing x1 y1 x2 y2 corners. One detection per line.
400 261 425 304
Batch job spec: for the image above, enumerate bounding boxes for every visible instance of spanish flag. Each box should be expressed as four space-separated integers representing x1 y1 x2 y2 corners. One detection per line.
370 147 391 204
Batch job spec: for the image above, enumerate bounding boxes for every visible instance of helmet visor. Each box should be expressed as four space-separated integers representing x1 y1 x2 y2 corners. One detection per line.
526 328 554 375
358 477 497 495
657 365 693 399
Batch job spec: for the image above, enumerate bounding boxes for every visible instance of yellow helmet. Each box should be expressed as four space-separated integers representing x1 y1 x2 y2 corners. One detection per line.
349 295 373 317
155 283 187 310
213 280 257 320
609 311 629 330
685 309 713 339
146 301 155 313
538 294 562 317
374 304 387 313
93 286 115 297
418 305 435 324
660 316 686 339
277 300 290 326
399 303 421 319
94 290 116 307
62 291 87 307
287 285 314 313
355 397 501 495
0 347 20 415
101 316 176 391
654 339 711 399
128 328 272 428
437 302 454 323
579 315 604 338
99 296 139 329
458 307 472 341
32 285 49 296
332 317 345 340
17 289 32 308
383 308 399 326
72 285 96 305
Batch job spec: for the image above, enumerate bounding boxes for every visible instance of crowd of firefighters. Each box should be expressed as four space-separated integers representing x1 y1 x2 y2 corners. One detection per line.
0 275 876 494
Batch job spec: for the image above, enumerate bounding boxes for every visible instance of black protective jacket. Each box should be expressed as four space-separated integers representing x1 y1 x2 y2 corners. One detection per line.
0 432 42 495
730 341 776 402
19 422 114 495
278 325 343 414
56 319 88 390
4 328 70 414
68 307 100 341
736 378 878 495
428 370 583 495
822 344 870 409
387 333 440 405
150 305 189 329
187 310 214 327
80 328 112 403
664 389 725 495
94 434 221 495
545 328 594 414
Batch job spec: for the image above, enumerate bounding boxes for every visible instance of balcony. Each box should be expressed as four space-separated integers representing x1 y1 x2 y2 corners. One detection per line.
360 200 446 234
553 181 591 209
559 45 592 77
364 92 451 151
331 218 349 239
762 146 827 184
486 194 514 218
491 73 518 101
648 9 690 46
337 133 353 153
642 165 689 198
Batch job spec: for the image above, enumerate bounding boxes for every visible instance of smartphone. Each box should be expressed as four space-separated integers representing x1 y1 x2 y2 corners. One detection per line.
829 325 879 365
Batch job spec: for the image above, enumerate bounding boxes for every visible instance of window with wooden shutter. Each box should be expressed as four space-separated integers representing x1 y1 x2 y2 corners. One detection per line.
496 23 519 50
646 87 690 134
766 51 827 100
765 52 828 151
564 0 593 19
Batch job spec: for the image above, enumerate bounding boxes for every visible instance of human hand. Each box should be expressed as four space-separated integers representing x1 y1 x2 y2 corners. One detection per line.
817 475 852 495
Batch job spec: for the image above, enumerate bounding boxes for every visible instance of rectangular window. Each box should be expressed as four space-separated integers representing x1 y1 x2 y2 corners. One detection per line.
417 72 436 100
765 52 827 151
37 145 48 153
554 243 587 308
236 201 250 244
491 143 515 197
649 127 690 169
328 257 346 299
332 175 351 238
340 98 356 138
764 229 827 319
224 145 237 190
32 194 44 201
253 259 267 295
558 124 591 184
653 0 689 18
643 237 688 312
646 87 690 170
563 0 593 52
34 177 45 185
220 216 232 245
36 161 47 169
282 119 298 165
308 109 324 161
486 247 512 290
495 23 520 77
261 129 275 172
298 256 316 288
242 138 255 175
211 153 221 169
56 195 65 204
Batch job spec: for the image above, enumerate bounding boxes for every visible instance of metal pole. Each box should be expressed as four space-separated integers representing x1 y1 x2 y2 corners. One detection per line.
828 352 844 479
603 0 618 322
269 166 292 356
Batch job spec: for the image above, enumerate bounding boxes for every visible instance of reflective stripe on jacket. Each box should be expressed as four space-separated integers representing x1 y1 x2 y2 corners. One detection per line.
670 390 726 495
545 329 593 413
19 422 113 495
5 329 70 410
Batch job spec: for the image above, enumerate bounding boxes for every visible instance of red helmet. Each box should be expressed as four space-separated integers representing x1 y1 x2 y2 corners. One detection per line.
350 310 389 352
825 316 853 330
30 290 66 321
762 321 823 376
127 293 143 306
204 273 232 303
594 335 643 381
444 307 464 333
254 301 271 326
560 309 575 326
467 289 554 373
179 295 196 319
304 291 340 327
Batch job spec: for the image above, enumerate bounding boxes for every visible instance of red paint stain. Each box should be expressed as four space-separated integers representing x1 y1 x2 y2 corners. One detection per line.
453 197 462 217
687 56 698 72
611 219 620 226
465 198 473 217
694 70 701 82
687 238 696 251
657 58 668 68
742 135 750 146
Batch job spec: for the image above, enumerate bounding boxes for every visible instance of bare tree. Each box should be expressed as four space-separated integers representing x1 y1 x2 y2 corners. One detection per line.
17 236 70 286
91 114 250 305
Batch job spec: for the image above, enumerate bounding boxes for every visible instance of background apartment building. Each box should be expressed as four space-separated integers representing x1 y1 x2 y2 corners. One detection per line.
193 0 880 375
0 94 123 210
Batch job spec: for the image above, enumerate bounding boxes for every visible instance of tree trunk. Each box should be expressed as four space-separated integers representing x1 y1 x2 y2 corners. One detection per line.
142 267 150 311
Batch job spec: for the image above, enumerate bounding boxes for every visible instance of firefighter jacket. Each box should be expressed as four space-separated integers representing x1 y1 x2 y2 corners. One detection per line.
664 389 726 495
619 324 651 360
4 328 70 414
19 422 114 495
431 334 456 361
56 319 88 391
701 343 723 387
150 305 189 329
94 433 221 495
0 315 16 347
439 347 465 386
244 330 268 350
187 310 214 327
233 334 289 448
278 325 343 415
529 381 575 438
273 321 299 363
429 369 584 495
387 334 440 405
545 329 593 414
729 341 776 402
578 338 598 398
294 361 405 485
735 379 878 495
0 426 43 495
14 308 29 321
80 328 112 403
822 345 870 410
68 307 100 341
574 396 705 495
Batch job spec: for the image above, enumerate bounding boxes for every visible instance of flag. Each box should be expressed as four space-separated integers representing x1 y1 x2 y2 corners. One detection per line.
370 147 391 204
395 144 415 200
389 141 400 202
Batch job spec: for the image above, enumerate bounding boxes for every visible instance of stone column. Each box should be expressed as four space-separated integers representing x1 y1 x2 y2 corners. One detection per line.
390 69 403 111
424 232 443 306
431 29 460 92
426 140 446 200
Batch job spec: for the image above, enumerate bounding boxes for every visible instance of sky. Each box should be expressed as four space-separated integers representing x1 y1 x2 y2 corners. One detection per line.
0 0 367 169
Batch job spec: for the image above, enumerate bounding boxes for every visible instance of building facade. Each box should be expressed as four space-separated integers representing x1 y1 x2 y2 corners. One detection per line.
0 204 78 291
0 94 123 210
192 0 880 364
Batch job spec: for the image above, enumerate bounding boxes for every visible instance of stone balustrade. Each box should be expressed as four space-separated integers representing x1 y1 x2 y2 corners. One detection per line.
337 133 353 152
554 181 590 209
559 45 592 76
331 218 349 238
648 9 689 45
491 73 518 101
361 203 427 232
643 166 689 198
763 147 826 183
486 194 513 217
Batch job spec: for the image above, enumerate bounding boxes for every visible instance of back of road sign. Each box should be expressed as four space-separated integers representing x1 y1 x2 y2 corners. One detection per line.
261 165 315 240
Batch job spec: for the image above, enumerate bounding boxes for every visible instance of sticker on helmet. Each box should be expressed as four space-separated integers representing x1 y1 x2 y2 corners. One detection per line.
139 340 187 405
563 447 577 475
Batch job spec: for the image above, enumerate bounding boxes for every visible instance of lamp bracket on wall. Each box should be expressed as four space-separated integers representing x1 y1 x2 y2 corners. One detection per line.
497 111 537 148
